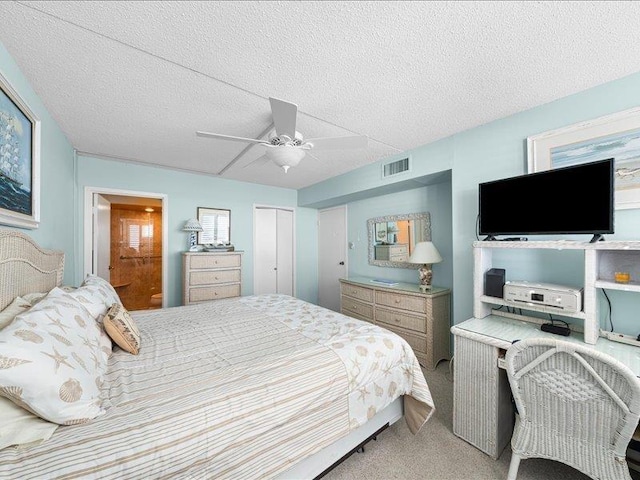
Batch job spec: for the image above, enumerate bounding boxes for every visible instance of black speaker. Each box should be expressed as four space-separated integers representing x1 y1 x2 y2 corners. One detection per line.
485 268 505 298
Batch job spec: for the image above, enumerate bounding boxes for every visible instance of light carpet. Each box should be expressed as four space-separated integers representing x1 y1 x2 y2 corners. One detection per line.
324 360 639 480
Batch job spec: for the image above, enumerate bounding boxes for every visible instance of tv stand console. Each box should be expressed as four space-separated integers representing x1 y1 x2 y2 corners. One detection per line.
472 239 640 344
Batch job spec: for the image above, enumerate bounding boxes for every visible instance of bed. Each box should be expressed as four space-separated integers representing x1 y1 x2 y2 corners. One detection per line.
0 230 435 479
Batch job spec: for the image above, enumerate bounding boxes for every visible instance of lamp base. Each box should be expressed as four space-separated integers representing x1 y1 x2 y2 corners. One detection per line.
418 264 434 293
187 232 199 252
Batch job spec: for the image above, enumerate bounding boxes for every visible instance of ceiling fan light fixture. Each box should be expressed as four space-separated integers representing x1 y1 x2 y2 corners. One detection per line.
264 145 306 172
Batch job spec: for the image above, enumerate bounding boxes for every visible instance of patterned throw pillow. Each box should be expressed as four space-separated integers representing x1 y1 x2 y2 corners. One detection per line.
104 303 140 355
0 288 111 425
0 297 31 330
68 275 122 323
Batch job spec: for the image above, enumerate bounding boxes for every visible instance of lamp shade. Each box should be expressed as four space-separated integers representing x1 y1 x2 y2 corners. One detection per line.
409 241 442 264
182 219 203 232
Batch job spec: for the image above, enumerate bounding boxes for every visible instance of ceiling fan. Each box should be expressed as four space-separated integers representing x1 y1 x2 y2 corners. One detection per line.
197 97 368 173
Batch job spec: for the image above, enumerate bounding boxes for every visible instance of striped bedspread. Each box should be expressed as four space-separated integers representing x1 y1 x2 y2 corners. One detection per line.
0 294 434 479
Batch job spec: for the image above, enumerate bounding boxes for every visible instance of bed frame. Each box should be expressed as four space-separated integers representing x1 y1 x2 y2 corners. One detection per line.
0 230 64 310
0 229 404 478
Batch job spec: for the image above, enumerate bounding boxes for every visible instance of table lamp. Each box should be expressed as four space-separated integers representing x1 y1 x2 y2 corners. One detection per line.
409 241 442 292
183 219 203 252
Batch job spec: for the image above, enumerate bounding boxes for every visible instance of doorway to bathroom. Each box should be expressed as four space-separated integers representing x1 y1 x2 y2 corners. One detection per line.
83 187 168 311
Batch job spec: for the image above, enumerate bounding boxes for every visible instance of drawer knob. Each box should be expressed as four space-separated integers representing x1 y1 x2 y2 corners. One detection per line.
395 299 401 304
353 305 358 310
394 318 400 323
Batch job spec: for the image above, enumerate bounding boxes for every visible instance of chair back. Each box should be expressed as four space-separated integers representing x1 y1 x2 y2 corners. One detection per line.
506 337 640 461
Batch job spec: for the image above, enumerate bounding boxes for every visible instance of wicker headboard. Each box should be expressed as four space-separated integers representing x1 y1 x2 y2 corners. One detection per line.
0 230 65 311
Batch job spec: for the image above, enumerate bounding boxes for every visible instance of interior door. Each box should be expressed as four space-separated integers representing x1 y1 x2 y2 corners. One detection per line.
275 209 293 295
318 206 346 311
93 194 111 281
254 208 278 295
254 207 294 296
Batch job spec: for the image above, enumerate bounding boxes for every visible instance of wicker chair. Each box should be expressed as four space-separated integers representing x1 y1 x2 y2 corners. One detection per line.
505 337 640 480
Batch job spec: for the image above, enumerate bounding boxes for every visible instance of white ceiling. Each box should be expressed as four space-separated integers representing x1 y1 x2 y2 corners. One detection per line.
2 1 640 190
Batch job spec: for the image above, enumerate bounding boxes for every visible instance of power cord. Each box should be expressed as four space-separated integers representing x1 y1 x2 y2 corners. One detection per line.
601 289 613 332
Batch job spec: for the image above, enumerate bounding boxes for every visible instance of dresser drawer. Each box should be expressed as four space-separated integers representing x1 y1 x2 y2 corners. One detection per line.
340 283 374 303
381 324 427 355
190 254 241 269
375 291 425 313
376 306 426 333
340 296 373 320
342 308 374 323
188 284 240 302
190 269 240 286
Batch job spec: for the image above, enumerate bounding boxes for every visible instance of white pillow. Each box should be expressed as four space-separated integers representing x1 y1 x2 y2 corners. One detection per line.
68 275 121 323
0 288 110 425
0 297 31 330
0 397 58 450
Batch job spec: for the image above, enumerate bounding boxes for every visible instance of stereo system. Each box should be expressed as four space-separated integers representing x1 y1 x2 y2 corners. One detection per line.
503 281 583 313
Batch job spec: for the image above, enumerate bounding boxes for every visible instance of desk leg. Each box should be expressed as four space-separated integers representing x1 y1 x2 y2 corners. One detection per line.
453 335 514 459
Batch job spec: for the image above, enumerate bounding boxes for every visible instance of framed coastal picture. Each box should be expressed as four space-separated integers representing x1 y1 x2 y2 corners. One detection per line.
527 106 640 210
0 71 40 229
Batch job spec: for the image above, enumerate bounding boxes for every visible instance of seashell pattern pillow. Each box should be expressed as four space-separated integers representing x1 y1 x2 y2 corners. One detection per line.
67 275 122 324
0 287 111 425
104 303 140 355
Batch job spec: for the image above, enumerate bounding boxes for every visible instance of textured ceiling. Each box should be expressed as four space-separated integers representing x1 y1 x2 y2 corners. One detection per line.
2 1 640 189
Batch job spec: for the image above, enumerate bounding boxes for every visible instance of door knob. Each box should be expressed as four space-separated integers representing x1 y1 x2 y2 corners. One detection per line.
339 261 345 265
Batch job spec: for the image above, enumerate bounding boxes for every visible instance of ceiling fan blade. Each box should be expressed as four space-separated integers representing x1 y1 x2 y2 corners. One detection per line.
242 154 270 169
196 131 266 144
306 135 368 150
269 97 297 138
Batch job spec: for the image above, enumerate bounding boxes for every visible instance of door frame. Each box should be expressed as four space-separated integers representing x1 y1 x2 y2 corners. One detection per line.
83 186 169 307
252 204 296 296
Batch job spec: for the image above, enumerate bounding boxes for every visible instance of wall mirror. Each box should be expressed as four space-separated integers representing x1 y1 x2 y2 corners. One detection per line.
367 212 431 268
197 207 231 245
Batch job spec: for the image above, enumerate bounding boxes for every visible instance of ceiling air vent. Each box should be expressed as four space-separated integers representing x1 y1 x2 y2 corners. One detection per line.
382 157 410 178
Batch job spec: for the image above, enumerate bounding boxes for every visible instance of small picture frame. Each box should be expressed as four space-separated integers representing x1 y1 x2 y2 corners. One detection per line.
197 207 231 245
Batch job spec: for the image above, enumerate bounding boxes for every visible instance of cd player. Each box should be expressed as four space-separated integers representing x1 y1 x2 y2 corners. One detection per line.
503 281 583 313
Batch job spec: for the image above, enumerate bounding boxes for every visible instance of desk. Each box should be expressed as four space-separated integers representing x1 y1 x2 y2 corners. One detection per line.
450 315 640 459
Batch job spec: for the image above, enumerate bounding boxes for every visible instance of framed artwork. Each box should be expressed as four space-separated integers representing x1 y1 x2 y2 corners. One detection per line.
197 207 230 245
527 106 640 210
0 71 40 228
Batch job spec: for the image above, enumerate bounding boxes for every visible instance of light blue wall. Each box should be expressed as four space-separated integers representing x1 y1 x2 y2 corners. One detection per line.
0 43 76 284
346 183 452 289
300 70 640 338
75 155 318 307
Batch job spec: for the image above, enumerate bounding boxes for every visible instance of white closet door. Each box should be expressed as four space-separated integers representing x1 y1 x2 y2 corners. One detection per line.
254 208 278 295
276 209 293 295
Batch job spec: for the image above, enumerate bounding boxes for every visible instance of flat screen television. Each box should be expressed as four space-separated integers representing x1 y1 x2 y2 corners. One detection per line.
478 158 614 242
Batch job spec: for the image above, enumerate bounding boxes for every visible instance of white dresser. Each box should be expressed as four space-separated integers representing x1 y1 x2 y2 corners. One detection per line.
182 252 242 305
339 277 451 370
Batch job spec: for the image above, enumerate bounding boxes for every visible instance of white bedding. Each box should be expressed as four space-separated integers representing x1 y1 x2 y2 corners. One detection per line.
0 294 434 479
